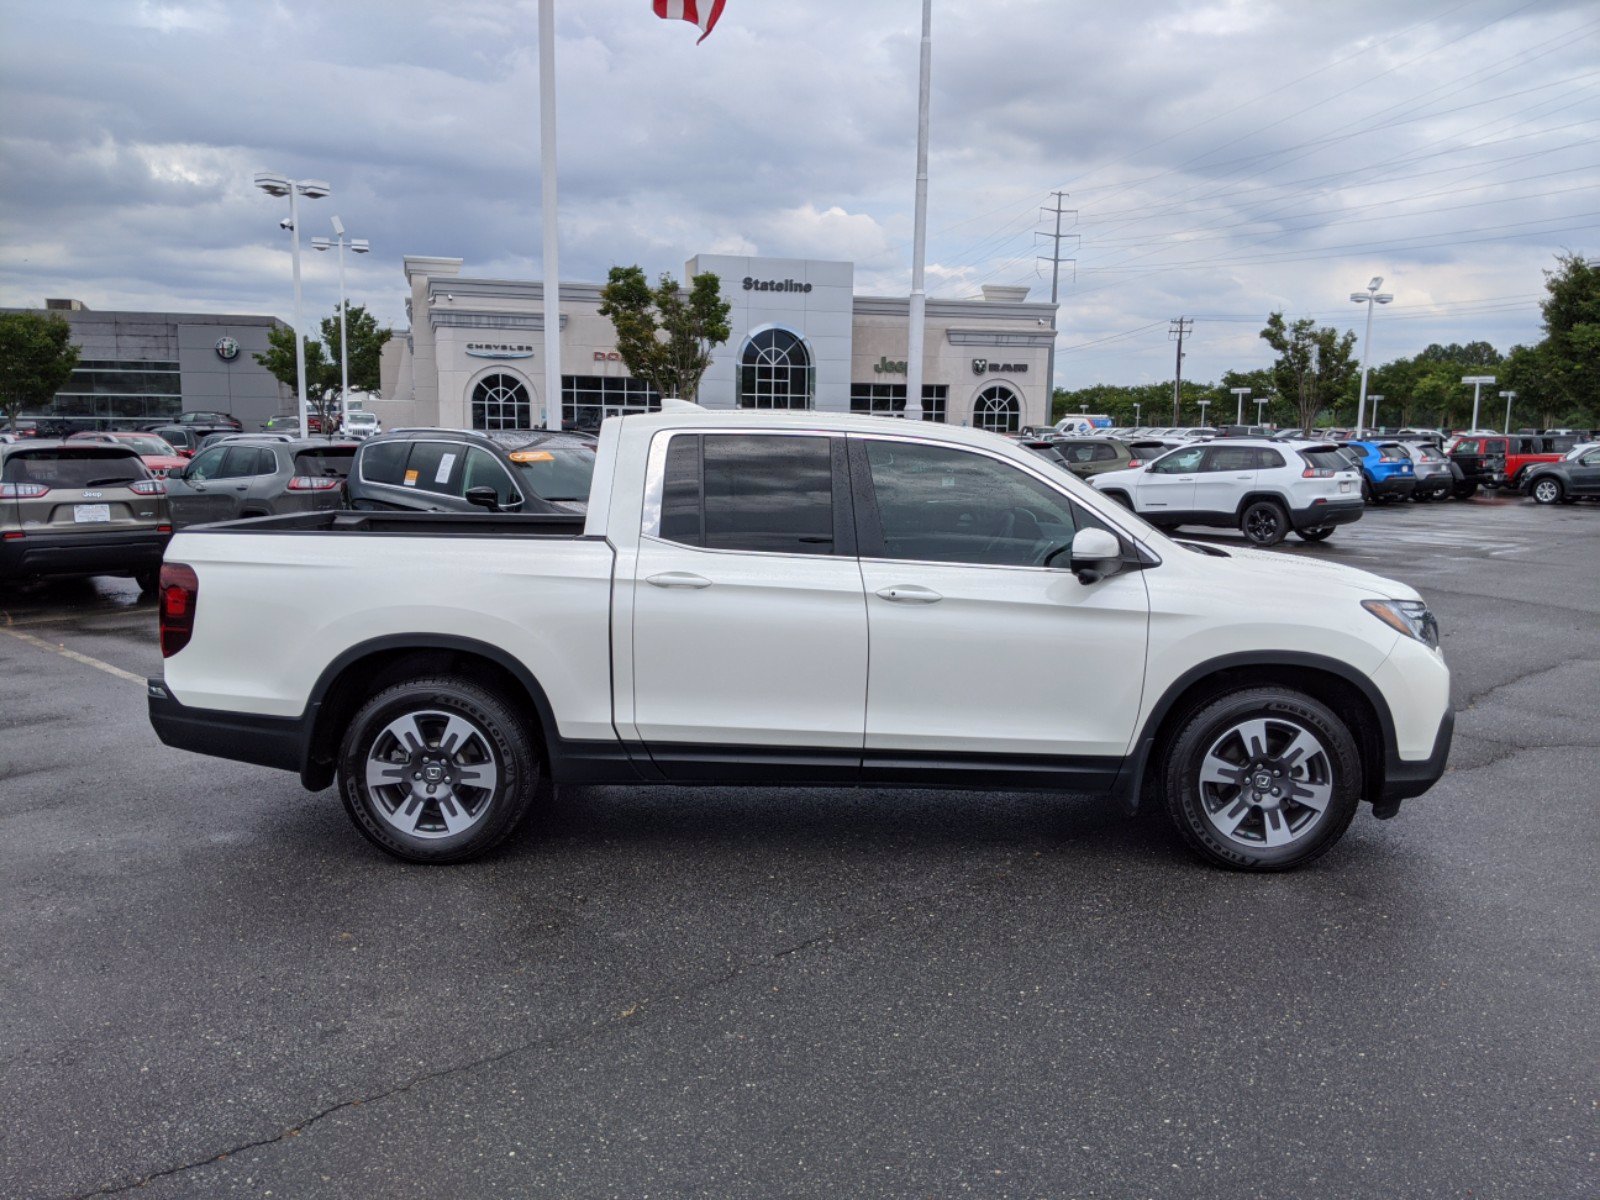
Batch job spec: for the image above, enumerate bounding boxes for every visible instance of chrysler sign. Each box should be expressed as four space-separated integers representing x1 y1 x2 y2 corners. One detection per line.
466 342 534 359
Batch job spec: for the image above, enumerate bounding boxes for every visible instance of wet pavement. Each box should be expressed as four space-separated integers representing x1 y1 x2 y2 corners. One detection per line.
2 493 1597 1199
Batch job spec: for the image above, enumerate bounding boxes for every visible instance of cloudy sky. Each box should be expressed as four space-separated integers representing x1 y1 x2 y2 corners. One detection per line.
2 0 1596 387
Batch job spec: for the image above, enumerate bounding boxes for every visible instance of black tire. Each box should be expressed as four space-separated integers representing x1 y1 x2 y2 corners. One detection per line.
1530 476 1563 505
1240 499 1289 546
1294 526 1333 542
1453 480 1478 500
134 568 159 594
1360 478 1374 504
337 675 540 863
1159 687 1362 872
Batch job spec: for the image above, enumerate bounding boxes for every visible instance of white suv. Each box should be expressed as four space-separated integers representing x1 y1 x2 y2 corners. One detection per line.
1091 440 1363 546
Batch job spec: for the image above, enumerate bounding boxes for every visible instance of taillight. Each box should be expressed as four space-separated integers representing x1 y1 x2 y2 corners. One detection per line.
159 563 198 658
130 479 166 495
287 476 341 491
0 482 49 498
1302 468 1334 478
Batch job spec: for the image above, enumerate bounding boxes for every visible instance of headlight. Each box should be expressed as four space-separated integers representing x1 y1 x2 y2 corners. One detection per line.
1362 598 1440 649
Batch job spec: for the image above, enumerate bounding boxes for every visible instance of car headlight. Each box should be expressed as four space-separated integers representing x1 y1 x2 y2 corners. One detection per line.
1362 598 1440 649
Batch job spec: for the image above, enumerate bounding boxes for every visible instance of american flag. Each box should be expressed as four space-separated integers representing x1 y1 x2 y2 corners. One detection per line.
652 0 726 43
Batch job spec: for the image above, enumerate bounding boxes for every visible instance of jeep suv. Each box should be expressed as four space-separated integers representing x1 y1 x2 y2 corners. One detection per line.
166 438 358 529
1 441 170 590
1341 440 1417 503
347 428 596 515
1091 440 1363 546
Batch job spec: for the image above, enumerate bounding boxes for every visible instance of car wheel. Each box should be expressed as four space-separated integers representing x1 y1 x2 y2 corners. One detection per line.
1531 477 1563 505
1294 526 1333 542
1360 479 1374 503
337 675 540 864
1453 481 1478 500
1159 687 1361 871
1240 500 1288 546
134 568 159 594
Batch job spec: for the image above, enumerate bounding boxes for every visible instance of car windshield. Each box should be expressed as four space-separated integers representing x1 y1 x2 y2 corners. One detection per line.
347 413 377 424
506 442 596 501
117 436 176 456
3 448 146 487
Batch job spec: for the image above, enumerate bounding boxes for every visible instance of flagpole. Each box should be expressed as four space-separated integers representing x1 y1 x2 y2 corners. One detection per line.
539 0 561 429
904 0 932 420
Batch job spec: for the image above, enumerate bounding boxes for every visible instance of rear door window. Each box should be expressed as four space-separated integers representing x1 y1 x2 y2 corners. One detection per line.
655 433 839 556
403 442 466 496
359 441 409 485
2 449 145 488
1201 445 1258 472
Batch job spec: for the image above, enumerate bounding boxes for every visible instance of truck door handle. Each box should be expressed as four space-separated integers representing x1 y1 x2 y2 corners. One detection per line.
647 571 711 589
876 584 943 604
1235 474 1253 479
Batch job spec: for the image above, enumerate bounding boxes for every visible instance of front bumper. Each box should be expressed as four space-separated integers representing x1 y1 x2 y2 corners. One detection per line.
1288 499 1364 532
1 528 171 580
1377 707 1454 814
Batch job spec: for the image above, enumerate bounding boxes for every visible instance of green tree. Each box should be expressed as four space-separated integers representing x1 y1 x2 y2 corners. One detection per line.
0 311 80 432
254 304 392 433
1259 312 1358 432
598 267 731 402
1535 252 1600 426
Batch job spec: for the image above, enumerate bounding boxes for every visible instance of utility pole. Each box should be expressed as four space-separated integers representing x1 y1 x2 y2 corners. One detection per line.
1169 317 1192 423
1036 191 1077 420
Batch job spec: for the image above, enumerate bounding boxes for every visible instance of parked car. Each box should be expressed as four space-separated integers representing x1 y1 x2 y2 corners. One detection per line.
1047 436 1138 479
1340 440 1416 503
341 411 382 439
149 407 1451 871
1522 446 1600 504
67 431 188 478
260 415 303 434
347 428 596 515
148 426 199 458
166 439 358 529
1091 439 1363 546
142 411 243 439
1395 442 1453 501
1 440 170 591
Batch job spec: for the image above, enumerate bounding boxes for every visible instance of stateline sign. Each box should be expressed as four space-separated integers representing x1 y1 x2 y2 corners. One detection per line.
743 277 814 294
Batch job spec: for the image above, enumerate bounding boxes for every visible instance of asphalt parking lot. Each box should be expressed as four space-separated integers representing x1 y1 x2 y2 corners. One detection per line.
2 495 1596 1199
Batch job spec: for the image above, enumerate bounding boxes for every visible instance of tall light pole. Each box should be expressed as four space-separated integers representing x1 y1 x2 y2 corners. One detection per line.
1368 394 1384 433
1197 398 1211 428
1350 275 1393 438
1133 402 1141 426
1255 396 1268 426
1499 389 1517 434
255 172 330 438
312 218 370 434
1462 375 1496 431
1230 386 1251 425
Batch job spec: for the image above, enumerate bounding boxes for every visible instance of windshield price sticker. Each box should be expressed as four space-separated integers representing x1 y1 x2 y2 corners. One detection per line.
436 453 457 484
403 469 419 488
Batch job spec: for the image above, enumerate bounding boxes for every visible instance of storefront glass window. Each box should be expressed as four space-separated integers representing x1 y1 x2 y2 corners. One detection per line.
848 384 948 422
561 375 660 433
739 329 812 410
471 373 532 430
973 384 1022 433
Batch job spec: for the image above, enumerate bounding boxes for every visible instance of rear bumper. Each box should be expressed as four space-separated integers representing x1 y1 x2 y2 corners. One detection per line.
148 679 311 776
1288 499 1364 531
1368 474 1416 498
1 528 170 579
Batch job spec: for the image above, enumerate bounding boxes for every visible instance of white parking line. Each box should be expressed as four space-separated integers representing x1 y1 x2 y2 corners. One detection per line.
0 626 146 686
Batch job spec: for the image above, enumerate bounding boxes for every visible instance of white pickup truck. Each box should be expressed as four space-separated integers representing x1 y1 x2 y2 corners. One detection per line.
149 405 1453 871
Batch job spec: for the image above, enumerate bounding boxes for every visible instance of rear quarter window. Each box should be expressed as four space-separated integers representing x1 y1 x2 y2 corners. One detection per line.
359 441 410 485
1378 445 1408 462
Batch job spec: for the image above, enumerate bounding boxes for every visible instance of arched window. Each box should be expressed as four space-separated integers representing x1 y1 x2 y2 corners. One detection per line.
973 384 1022 433
471 373 531 430
739 328 813 410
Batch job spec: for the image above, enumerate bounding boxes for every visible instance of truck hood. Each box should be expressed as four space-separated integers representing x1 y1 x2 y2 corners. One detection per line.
1167 539 1422 602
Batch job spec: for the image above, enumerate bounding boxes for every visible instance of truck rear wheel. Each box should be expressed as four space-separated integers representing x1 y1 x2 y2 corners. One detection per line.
1158 687 1361 871
337 675 540 863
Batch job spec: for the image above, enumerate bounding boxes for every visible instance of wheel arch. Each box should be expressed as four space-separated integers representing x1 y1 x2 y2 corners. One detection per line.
1233 490 1291 518
300 634 561 791
1117 651 1395 815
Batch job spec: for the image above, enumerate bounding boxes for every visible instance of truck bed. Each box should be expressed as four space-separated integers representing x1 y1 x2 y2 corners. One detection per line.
183 510 590 538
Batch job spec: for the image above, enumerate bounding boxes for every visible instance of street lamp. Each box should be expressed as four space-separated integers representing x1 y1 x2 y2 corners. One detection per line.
312 217 370 434
1230 386 1251 425
1351 275 1393 438
1499 389 1517 434
1462 375 1496 431
1368 394 1384 433
1133 402 1141 426
255 172 331 438
1255 396 1268 426
1197 398 1211 427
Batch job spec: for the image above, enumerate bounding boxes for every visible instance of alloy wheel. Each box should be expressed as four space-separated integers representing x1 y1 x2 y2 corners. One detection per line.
363 709 500 839
1196 716 1334 850
1533 479 1561 504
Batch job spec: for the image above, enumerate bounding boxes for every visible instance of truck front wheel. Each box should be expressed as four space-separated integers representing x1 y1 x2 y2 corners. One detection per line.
337 675 540 863
1158 687 1362 871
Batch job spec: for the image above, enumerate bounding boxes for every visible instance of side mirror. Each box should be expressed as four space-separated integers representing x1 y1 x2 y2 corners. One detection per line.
464 485 501 513
1066 527 1124 585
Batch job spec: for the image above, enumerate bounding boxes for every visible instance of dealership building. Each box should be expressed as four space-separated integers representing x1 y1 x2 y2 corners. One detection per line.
1 300 291 432
377 254 1057 433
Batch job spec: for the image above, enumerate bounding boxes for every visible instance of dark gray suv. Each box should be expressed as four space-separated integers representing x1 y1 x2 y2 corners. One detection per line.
346 429 596 515
166 438 357 528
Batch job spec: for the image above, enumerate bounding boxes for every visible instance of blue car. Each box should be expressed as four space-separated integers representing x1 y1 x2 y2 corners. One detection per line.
1340 440 1416 503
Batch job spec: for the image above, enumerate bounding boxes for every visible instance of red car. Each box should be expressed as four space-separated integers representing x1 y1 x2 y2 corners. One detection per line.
1448 433 1583 491
67 431 190 479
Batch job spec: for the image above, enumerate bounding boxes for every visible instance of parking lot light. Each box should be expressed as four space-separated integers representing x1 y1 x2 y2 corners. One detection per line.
1351 276 1394 438
1462 375 1497 431
1499 389 1517 434
1369 394 1384 433
312 217 371 434
255 172 331 438
1231 386 1251 424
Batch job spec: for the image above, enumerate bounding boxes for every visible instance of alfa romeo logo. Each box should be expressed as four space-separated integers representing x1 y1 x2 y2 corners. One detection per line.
971 357 988 375
215 336 240 361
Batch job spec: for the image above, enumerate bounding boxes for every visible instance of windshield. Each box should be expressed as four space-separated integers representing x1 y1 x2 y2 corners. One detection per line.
507 443 596 501
3 448 147 487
